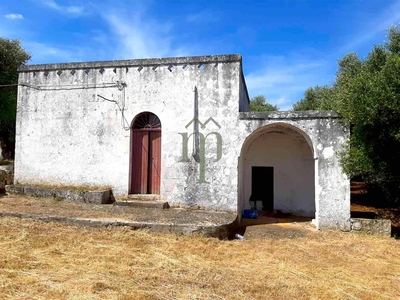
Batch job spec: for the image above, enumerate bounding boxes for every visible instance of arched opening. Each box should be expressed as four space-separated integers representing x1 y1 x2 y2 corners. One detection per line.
129 112 162 194
239 123 315 217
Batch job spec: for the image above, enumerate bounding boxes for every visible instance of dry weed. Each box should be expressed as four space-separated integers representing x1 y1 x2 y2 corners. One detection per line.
0 217 399 299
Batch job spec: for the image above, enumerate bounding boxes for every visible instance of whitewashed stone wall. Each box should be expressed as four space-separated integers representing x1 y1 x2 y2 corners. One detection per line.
238 112 351 230
16 54 350 229
242 124 315 216
16 55 245 211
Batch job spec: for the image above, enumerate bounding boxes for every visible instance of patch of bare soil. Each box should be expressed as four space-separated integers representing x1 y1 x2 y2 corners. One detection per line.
0 193 136 222
0 193 236 229
243 222 316 240
239 211 315 240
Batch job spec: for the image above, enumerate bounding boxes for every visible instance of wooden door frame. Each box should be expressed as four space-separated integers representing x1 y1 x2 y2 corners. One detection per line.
129 112 162 195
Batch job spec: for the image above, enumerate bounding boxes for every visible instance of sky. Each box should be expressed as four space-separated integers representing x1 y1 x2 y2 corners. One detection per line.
1 0 400 110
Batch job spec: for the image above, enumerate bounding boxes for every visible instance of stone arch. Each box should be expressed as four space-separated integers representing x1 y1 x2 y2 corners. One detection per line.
239 122 316 217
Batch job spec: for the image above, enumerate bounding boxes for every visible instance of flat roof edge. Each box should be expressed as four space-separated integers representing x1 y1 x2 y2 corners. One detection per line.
240 111 340 120
18 54 242 72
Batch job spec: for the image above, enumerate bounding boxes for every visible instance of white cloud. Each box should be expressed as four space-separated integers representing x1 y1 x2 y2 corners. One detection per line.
24 41 85 63
276 97 287 105
245 55 331 110
103 9 191 59
269 97 291 111
245 1 400 111
42 0 84 16
341 0 400 52
0 2 197 64
5 14 23 20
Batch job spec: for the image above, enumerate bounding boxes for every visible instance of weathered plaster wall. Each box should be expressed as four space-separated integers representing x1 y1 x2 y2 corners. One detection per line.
16 55 243 211
15 54 351 229
242 124 315 216
238 112 351 230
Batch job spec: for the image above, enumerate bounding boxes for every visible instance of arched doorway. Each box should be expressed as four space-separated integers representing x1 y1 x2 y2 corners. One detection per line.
240 123 315 217
129 112 161 194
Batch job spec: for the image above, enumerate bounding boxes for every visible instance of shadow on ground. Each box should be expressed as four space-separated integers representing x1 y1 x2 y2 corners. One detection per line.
236 211 315 240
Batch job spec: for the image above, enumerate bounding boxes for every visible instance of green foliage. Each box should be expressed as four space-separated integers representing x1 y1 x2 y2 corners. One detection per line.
250 95 278 112
294 25 400 205
336 35 400 204
0 37 31 158
292 85 334 111
386 25 400 54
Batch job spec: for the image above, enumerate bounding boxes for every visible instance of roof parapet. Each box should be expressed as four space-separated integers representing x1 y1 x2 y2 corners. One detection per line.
239 111 340 119
18 54 242 72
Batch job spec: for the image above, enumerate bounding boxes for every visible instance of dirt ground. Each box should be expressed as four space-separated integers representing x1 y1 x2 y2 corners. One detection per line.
1 181 399 239
0 193 236 230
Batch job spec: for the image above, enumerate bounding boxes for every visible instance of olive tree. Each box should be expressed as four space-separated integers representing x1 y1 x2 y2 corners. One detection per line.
0 37 31 159
292 26 400 205
250 95 278 112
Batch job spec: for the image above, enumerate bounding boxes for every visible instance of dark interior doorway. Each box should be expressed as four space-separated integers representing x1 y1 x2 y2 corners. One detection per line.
251 166 274 211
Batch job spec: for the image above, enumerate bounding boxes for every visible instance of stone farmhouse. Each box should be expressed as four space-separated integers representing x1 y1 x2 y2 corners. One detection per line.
15 54 350 230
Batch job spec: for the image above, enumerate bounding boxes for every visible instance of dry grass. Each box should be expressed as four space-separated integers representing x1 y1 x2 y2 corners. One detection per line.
0 160 13 166
0 217 399 300
12 183 111 191
0 195 136 221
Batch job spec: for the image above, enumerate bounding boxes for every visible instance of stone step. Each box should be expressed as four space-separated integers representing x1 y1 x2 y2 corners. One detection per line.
5 184 113 204
114 199 170 209
127 194 161 201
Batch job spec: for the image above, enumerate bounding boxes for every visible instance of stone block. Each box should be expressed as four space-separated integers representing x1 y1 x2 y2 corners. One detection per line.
6 184 112 205
35 188 55 198
114 199 169 209
84 190 112 204
351 220 362 231
35 188 54 197
350 218 391 236
340 219 351 232
0 165 14 192
0 170 6 192
53 189 78 201
24 186 39 196
5 185 24 194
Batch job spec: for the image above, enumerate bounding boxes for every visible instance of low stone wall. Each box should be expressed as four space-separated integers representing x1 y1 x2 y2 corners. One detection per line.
350 218 392 236
5 185 113 205
0 164 14 193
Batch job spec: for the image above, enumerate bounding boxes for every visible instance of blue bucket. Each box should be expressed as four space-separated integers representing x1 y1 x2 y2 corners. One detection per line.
243 209 258 219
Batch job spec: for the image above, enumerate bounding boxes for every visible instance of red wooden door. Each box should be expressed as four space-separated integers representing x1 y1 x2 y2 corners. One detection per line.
148 131 161 194
131 131 149 194
130 112 161 194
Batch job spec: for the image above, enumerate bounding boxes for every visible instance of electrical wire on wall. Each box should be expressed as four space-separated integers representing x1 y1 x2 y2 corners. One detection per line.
2 81 132 131
97 82 131 131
